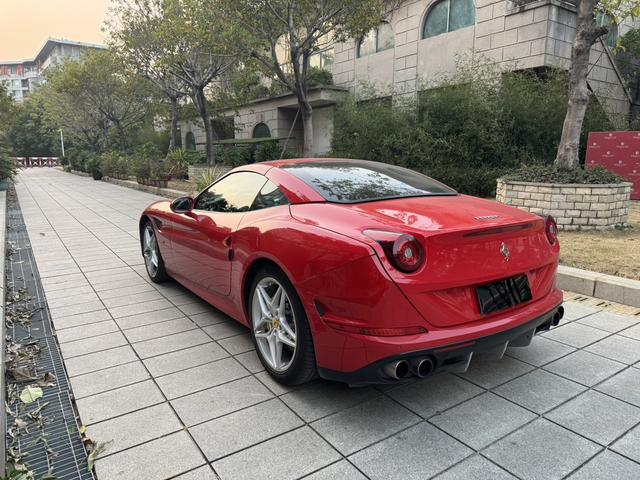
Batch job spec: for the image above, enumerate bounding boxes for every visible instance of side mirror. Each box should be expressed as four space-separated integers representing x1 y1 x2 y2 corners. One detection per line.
171 196 194 214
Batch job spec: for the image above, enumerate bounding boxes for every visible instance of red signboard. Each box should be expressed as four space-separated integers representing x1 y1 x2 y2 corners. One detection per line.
586 131 640 200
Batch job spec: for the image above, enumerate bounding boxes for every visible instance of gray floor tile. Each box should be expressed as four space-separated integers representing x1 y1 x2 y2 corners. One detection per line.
191 398 303 460
234 350 264 373
596 367 640 407
304 460 368 480
123 317 197 343
546 390 640 445
172 376 273 426
56 319 120 343
202 321 248 340
47 292 100 309
156 357 248 399
506 336 576 367
70 361 149 399
484 419 600 480
76 379 165 425
179 301 214 316
459 354 534 389
494 369 586 413
388 373 483 419
213 427 340 480
101 290 166 308
620 323 640 340
49 300 105 319
174 466 218 480
60 331 127 358
350 422 472 480
255 371 298 396
144 342 228 377
115 306 185 329
95 431 204 480
312 396 419 455
544 350 627 386
282 381 378 422
217 333 254 355
64 345 138 377
568 450 640 480
542 322 610 348
132 329 212 359
108 298 173 318
433 455 517 480
577 311 639 333
86 403 182 455
189 310 231 327
612 424 640 463
52 309 112 330
562 303 601 321
584 335 640 365
97 283 156 300
430 392 536 449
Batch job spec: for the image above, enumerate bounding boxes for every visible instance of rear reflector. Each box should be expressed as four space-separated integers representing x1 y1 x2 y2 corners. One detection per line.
324 319 427 337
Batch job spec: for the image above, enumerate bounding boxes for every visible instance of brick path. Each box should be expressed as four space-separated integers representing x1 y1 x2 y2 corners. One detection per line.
15 169 640 480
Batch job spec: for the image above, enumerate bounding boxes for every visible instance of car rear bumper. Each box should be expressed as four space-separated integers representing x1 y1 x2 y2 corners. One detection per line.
318 302 563 386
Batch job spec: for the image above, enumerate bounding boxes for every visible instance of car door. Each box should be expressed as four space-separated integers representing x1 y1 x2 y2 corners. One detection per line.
169 171 268 296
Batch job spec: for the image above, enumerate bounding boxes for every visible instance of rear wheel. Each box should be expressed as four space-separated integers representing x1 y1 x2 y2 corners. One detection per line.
249 266 317 385
142 221 169 283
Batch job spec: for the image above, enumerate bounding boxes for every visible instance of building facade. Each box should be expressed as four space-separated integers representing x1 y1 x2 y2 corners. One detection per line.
180 0 635 156
0 38 106 101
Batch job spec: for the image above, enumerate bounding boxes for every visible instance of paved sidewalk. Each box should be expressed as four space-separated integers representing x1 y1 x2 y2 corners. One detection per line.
14 169 640 480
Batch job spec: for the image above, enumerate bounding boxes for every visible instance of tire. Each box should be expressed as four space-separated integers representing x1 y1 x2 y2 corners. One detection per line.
248 265 317 385
141 220 169 283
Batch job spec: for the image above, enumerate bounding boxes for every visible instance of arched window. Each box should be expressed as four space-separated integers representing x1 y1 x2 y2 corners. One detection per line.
252 123 271 139
185 131 196 150
596 12 618 48
422 0 475 39
357 22 394 58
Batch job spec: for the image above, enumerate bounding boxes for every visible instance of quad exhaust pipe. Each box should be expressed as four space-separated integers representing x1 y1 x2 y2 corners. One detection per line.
410 357 434 378
384 357 435 380
551 305 565 326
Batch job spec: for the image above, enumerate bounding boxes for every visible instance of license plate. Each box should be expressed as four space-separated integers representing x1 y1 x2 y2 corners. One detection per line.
476 275 532 315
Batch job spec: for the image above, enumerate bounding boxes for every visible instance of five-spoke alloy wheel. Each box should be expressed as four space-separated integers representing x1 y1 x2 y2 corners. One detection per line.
249 266 316 385
142 222 169 282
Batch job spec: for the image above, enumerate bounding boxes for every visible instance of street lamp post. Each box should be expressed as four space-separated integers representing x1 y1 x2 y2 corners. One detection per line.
59 129 65 158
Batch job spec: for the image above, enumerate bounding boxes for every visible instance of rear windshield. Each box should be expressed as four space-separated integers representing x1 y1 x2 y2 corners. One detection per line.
281 161 456 203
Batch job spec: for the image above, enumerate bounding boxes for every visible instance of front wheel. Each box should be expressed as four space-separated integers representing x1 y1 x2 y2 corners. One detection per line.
142 221 169 283
249 266 317 385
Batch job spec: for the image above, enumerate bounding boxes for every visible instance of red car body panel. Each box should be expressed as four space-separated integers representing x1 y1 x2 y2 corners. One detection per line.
140 159 562 379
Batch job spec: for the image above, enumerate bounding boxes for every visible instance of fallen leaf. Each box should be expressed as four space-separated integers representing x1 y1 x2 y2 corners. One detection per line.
87 440 112 472
8 367 38 382
19 386 43 404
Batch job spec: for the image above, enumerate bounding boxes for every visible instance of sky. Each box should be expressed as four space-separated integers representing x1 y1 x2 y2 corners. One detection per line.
0 0 111 61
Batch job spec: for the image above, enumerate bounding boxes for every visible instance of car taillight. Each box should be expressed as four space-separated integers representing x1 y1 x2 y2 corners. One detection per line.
544 215 558 245
363 230 425 273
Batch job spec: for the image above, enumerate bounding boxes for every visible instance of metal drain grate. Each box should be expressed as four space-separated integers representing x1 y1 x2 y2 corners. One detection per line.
564 290 640 317
4 186 94 479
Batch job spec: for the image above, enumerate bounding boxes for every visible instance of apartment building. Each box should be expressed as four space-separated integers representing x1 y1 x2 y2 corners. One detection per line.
180 0 635 156
0 38 106 101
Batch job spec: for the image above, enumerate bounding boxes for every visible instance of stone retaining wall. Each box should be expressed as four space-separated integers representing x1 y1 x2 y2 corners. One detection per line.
496 179 632 230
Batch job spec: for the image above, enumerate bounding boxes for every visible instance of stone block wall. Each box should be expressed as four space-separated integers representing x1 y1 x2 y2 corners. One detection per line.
496 179 632 230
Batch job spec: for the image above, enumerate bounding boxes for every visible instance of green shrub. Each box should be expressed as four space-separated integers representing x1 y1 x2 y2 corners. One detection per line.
195 166 223 192
100 152 130 178
331 64 613 197
0 144 17 180
86 156 102 180
219 145 253 167
501 164 623 184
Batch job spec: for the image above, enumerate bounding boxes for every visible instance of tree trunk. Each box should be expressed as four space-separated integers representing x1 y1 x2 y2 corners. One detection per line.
169 96 179 151
554 0 603 170
299 98 313 157
192 87 215 165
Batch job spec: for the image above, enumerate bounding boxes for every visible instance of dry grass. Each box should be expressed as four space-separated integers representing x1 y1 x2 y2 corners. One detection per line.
559 201 640 280
167 179 196 194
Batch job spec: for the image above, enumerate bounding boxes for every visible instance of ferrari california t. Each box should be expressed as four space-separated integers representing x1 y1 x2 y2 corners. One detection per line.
140 159 563 386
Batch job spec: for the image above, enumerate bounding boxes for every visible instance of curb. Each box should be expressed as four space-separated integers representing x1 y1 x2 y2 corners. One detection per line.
102 176 188 198
557 265 640 308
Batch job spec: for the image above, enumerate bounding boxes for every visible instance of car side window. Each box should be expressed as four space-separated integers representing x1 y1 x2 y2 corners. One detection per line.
195 172 267 213
251 180 289 210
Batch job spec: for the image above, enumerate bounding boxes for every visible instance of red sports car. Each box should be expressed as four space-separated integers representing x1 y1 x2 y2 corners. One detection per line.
140 159 563 385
